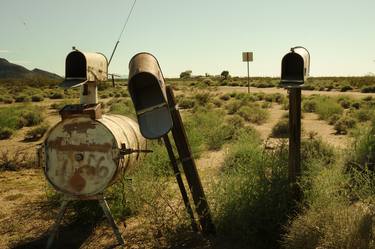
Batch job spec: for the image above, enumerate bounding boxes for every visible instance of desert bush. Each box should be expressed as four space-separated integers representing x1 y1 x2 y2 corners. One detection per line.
225 115 244 128
206 124 236 150
271 119 289 138
361 86 375 93
346 122 375 171
328 114 341 125
261 101 272 109
0 148 35 171
339 98 351 109
194 92 211 106
211 134 291 249
0 105 44 131
302 99 317 113
351 101 361 109
15 94 30 102
219 94 231 101
225 100 243 114
315 97 343 121
212 98 223 108
24 124 49 141
31 95 44 102
334 116 356 135
108 99 135 117
49 92 64 99
0 127 13 139
178 97 195 109
237 105 269 124
354 109 373 122
283 132 374 249
340 85 353 92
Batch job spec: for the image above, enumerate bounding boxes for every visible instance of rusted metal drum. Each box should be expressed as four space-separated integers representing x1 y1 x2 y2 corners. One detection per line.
39 114 146 197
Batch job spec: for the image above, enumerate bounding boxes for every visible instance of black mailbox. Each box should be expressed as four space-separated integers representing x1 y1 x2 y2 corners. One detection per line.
280 47 310 87
128 52 173 139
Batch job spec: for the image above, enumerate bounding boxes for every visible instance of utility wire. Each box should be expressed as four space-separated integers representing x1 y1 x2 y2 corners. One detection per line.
108 0 138 66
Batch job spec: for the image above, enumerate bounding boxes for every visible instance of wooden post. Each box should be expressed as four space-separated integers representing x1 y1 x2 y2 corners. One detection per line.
165 86 216 235
288 88 302 200
162 135 199 232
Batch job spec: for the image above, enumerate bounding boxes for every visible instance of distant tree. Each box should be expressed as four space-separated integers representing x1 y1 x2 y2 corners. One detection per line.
180 70 192 79
221 70 230 80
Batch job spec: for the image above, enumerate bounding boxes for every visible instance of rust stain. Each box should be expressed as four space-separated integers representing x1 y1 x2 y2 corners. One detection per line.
79 165 96 176
63 121 97 134
69 170 86 192
48 137 112 152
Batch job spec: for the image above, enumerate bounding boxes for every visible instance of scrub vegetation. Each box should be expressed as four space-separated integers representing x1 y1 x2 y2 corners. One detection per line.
1 76 375 248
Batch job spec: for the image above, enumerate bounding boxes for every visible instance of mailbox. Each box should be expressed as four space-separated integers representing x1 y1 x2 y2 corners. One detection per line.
280 46 310 87
128 52 173 139
59 50 108 105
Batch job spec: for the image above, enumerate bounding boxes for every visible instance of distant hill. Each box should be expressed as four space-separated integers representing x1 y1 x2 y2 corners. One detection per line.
0 58 62 86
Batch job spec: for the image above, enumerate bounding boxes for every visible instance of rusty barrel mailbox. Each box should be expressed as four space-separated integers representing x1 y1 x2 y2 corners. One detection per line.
281 46 310 87
128 52 173 139
39 50 146 197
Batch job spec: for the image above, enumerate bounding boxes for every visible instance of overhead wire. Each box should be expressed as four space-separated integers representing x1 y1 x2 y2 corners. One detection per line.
108 0 138 66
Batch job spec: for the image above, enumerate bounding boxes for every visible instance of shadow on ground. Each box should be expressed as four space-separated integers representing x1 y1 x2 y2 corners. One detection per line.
10 220 120 249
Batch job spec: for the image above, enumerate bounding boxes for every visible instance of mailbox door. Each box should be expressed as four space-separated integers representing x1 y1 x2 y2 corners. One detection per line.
281 52 304 85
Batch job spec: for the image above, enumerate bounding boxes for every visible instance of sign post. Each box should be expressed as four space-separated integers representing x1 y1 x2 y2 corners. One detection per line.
242 52 253 93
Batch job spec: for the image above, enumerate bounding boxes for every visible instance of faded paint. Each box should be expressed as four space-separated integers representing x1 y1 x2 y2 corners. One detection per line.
41 115 146 197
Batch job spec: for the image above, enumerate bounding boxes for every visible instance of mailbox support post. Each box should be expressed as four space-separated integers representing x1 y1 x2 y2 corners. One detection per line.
166 86 216 235
288 88 302 200
162 135 199 232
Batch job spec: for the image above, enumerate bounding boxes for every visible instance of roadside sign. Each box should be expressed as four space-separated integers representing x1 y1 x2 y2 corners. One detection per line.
242 52 253 62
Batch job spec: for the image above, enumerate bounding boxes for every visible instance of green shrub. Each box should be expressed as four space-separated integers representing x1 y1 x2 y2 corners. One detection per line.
108 99 135 117
24 124 49 141
238 105 269 124
339 99 351 109
271 119 289 138
212 136 291 249
178 97 195 109
20 111 43 127
302 99 317 113
3 97 13 104
206 124 236 150
354 109 372 122
225 115 244 129
334 116 356 135
49 92 64 99
0 105 44 130
15 94 30 102
340 85 353 92
225 100 243 114
219 94 231 101
328 114 341 125
0 127 14 139
315 97 343 121
361 86 375 93
31 95 44 102
194 92 211 106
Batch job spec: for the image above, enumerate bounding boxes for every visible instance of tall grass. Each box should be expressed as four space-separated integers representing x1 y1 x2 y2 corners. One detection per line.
283 123 375 249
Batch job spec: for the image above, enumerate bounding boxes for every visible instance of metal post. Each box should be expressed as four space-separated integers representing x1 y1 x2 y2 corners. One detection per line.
163 135 199 232
247 60 250 94
98 198 125 247
288 88 302 200
46 200 70 249
165 86 216 235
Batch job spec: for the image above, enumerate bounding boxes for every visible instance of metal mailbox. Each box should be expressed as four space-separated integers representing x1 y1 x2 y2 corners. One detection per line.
60 51 108 88
128 52 173 139
281 47 310 87
59 50 108 105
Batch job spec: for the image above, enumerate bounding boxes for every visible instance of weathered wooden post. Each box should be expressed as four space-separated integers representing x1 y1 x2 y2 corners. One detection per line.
280 46 310 200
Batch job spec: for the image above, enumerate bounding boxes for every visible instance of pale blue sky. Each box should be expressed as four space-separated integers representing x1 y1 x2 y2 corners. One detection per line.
1 0 374 77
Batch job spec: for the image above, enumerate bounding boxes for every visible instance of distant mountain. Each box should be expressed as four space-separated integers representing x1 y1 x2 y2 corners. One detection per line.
0 58 62 86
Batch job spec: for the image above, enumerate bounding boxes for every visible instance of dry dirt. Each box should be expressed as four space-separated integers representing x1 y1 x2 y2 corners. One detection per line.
0 86 368 248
